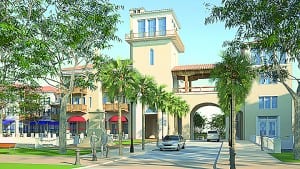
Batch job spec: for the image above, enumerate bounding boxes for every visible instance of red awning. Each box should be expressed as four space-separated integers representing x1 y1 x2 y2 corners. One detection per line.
109 115 127 122
67 116 86 122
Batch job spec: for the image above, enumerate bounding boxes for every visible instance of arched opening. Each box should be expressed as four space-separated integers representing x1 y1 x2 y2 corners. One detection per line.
190 103 223 140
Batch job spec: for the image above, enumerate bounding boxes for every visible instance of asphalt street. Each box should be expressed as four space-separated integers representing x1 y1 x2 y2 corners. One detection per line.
79 141 222 169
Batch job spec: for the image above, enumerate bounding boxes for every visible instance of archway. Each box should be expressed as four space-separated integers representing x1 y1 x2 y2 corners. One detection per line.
190 102 222 140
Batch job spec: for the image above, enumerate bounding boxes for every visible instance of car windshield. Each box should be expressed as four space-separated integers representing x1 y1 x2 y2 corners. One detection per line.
163 135 179 141
208 131 218 134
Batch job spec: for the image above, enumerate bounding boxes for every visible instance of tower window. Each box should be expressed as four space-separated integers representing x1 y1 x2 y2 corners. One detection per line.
148 18 156 37
158 17 166 36
138 19 145 37
150 49 154 65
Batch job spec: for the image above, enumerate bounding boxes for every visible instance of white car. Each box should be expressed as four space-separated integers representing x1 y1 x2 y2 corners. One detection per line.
159 135 185 151
207 130 220 142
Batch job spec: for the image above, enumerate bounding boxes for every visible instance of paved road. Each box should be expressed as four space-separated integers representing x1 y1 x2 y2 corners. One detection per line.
80 141 222 169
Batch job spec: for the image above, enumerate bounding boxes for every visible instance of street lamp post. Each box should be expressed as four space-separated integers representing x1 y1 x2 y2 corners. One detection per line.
130 101 134 153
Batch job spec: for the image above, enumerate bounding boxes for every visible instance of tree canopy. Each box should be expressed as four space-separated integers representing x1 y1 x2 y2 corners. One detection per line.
206 0 300 160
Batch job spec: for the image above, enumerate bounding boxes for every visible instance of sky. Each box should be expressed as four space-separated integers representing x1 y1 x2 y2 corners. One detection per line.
105 0 237 65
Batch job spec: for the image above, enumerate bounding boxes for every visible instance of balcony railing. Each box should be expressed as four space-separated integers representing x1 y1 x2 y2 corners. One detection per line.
125 30 184 53
57 87 87 95
103 103 129 112
173 86 217 93
72 87 87 94
67 104 87 113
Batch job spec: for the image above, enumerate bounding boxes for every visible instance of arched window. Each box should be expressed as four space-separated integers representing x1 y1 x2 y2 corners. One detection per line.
150 49 154 65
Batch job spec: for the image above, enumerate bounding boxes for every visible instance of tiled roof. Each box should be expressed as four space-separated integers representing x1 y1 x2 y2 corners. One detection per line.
171 64 215 71
41 86 57 93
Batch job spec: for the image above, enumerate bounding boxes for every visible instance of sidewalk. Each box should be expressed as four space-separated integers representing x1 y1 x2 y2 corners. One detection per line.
216 140 300 169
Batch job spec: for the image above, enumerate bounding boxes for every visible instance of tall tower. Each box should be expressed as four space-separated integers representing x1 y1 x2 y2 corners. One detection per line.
125 8 184 139
125 8 184 91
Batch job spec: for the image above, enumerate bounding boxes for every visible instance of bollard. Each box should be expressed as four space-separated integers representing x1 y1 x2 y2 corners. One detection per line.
74 149 81 165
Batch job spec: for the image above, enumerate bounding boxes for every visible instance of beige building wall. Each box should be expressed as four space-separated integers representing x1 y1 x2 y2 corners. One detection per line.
179 93 219 139
128 8 183 139
132 41 178 91
244 63 293 141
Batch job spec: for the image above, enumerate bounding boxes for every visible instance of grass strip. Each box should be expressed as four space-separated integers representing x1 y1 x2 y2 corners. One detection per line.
0 163 79 169
270 152 300 163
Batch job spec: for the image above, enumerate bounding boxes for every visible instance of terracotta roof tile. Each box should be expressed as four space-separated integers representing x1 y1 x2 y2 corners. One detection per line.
41 86 57 93
171 64 215 71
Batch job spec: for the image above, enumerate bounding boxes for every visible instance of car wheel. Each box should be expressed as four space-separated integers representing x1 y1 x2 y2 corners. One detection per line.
182 144 185 149
207 139 210 142
217 139 220 142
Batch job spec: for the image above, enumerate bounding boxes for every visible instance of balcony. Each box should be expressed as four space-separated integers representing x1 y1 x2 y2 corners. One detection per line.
67 104 87 113
125 30 184 53
103 103 129 112
57 87 87 95
72 87 87 95
173 86 217 93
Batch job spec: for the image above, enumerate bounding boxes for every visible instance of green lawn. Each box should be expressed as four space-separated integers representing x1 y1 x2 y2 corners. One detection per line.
0 147 91 156
0 139 153 156
0 163 79 169
270 152 300 163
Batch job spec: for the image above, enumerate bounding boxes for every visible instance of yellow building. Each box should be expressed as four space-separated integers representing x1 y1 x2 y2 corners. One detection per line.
125 7 294 151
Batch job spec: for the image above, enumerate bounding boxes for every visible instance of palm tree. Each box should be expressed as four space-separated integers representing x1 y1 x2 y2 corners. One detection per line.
210 50 255 169
97 58 136 155
136 75 157 150
150 84 167 146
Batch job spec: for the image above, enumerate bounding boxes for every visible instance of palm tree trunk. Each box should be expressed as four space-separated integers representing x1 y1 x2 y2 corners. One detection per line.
118 98 122 155
229 92 236 169
142 104 145 150
167 113 170 135
156 110 159 147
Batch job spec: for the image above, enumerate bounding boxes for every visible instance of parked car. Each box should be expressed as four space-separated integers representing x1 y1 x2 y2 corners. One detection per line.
159 135 185 151
207 130 220 142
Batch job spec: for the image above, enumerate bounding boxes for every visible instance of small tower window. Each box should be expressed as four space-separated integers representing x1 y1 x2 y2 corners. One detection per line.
150 49 154 65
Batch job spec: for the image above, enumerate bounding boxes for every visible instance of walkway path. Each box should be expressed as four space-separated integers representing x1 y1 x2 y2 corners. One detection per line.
217 140 300 169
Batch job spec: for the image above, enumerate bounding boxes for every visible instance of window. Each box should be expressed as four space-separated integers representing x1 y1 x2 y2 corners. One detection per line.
259 73 277 85
259 96 278 109
250 48 261 65
103 96 108 104
150 49 154 65
257 116 278 137
148 18 156 37
158 17 166 36
278 51 287 64
251 48 287 65
138 19 145 37
264 51 273 65
41 97 50 105
89 97 92 108
72 97 80 104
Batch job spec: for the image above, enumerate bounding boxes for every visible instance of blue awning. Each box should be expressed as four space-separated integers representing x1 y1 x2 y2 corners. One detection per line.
30 120 58 125
2 119 14 125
